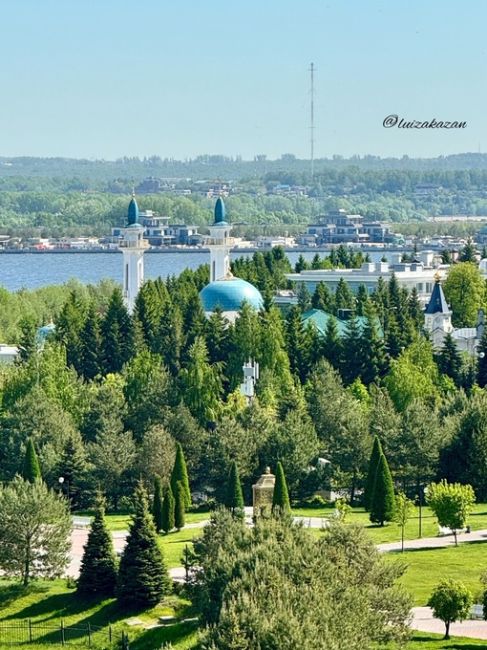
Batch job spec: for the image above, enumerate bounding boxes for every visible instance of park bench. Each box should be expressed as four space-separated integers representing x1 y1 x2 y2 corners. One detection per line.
437 525 469 536
470 604 484 620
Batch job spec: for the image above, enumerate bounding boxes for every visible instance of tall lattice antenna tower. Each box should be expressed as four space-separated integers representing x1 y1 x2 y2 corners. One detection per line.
309 62 315 178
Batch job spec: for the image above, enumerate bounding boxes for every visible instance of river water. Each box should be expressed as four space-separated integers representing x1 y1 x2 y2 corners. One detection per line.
0 249 394 292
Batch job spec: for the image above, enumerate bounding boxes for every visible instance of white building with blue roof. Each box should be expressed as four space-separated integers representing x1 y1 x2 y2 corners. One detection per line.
199 198 263 322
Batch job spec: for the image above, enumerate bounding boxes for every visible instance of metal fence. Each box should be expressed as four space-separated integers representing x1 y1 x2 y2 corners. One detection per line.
0 620 129 648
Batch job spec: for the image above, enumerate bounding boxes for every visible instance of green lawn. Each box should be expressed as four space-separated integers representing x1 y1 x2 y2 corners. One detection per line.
293 503 487 545
0 580 198 650
390 541 487 606
158 528 202 569
76 510 210 532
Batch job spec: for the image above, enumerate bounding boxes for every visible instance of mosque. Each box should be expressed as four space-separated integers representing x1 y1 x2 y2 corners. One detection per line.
119 194 263 321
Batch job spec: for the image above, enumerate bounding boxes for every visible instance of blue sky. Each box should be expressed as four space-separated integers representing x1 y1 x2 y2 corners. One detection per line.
1 0 485 159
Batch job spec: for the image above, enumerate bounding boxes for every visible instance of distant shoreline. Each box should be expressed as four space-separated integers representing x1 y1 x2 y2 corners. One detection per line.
0 245 409 255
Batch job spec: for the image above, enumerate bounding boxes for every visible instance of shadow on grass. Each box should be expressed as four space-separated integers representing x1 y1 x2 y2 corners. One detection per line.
412 634 486 648
130 619 200 650
0 583 51 612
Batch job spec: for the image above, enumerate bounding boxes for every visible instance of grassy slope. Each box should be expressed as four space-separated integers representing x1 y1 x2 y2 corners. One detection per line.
0 580 198 650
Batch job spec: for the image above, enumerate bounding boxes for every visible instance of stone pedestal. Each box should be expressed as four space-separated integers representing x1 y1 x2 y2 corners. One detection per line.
252 467 275 517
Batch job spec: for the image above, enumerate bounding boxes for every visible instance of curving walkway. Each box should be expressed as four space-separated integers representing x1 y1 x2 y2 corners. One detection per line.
411 607 487 640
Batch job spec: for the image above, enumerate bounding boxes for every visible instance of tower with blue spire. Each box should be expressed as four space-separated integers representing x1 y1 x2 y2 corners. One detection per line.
119 193 148 313
200 198 263 322
424 274 453 348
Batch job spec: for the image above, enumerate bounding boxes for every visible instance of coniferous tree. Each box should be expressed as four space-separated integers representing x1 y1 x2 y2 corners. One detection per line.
55 435 87 509
55 291 86 372
272 462 291 515
408 287 424 330
312 282 333 311
205 307 230 365
175 481 186 531
286 306 312 382
77 496 117 597
355 284 369 316
79 303 102 380
170 443 191 509
152 476 164 533
162 484 175 534
360 302 387 385
364 436 383 511
341 315 363 384
101 288 134 374
22 438 41 483
369 452 396 526
322 314 342 367
334 278 355 312
18 317 38 362
118 483 170 607
224 461 244 516
297 283 312 312
436 333 462 387
385 313 403 358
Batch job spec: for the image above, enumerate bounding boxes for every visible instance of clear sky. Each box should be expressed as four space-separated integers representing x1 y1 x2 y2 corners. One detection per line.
1 0 485 160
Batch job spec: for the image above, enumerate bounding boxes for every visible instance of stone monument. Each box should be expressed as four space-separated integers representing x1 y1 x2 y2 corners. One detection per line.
252 466 275 517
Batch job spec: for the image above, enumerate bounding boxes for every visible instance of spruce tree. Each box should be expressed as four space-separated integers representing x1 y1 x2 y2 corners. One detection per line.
312 282 332 311
22 438 41 483
152 476 164 533
79 303 102 380
437 333 462 387
341 315 363 384
170 443 191 509
118 483 170 607
162 484 175 534
101 288 134 374
322 314 341 367
360 302 387 385
364 436 383 511
77 496 118 597
369 453 396 526
224 461 244 517
272 462 291 515
174 481 186 531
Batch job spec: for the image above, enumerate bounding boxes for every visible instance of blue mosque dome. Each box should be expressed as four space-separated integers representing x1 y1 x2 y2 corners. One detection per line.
200 278 263 312
127 194 139 225
214 197 228 225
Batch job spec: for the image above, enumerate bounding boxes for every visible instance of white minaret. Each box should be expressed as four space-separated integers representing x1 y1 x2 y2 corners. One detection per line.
207 197 233 281
119 193 148 313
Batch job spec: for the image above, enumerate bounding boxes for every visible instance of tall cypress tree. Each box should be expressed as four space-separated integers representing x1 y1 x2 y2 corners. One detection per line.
224 461 244 517
162 484 175 534
174 481 186 531
272 462 291 515
22 438 41 483
77 496 118 597
170 443 191 509
369 453 396 526
364 436 383 511
118 483 170 607
152 476 164 533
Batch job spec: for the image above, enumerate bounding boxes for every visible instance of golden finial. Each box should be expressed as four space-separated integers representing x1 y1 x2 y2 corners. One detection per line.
434 271 441 283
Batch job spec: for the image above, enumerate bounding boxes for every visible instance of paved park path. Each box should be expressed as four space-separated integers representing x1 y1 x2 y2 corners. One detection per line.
69 517 487 641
